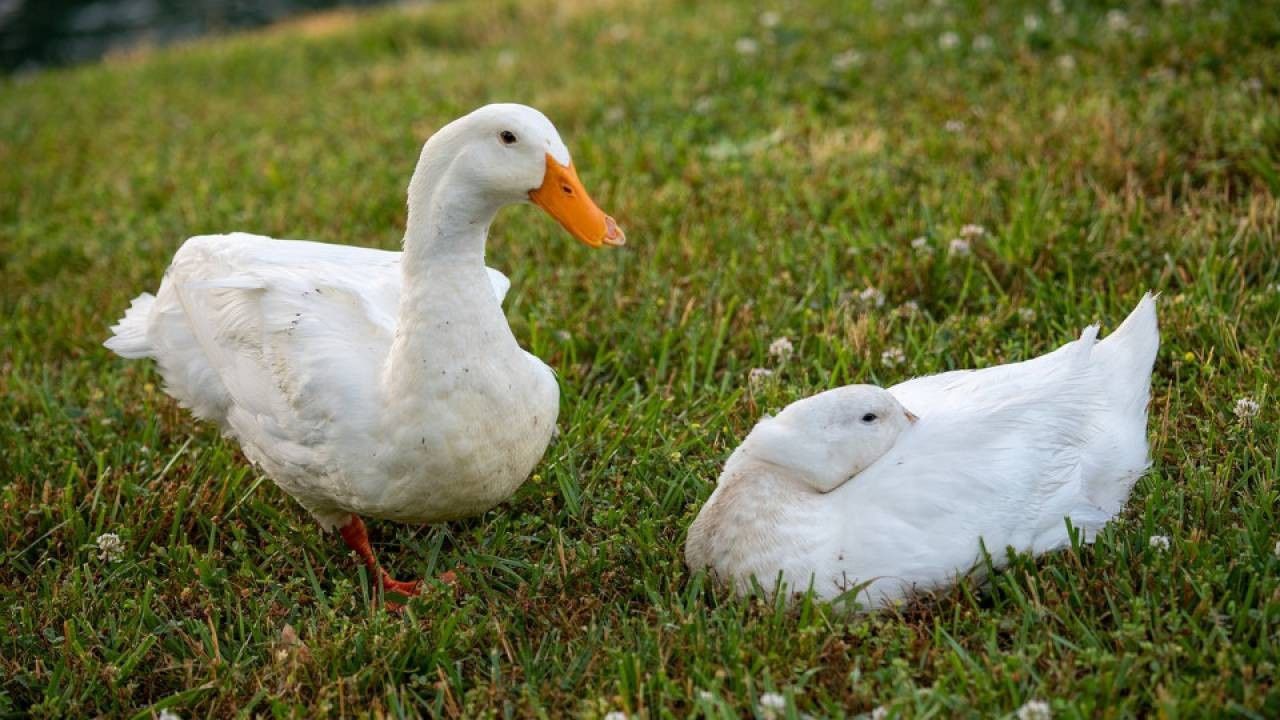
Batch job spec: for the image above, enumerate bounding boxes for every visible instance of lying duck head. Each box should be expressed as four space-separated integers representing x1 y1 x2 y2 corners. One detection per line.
407 103 625 249
739 385 918 492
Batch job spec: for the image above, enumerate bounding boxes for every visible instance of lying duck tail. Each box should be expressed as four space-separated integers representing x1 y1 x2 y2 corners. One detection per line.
1081 292 1160 522
1032 294 1160 552
1092 292 1160 413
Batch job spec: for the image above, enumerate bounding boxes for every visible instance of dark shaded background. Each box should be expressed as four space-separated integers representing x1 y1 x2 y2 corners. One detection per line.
0 0 400 72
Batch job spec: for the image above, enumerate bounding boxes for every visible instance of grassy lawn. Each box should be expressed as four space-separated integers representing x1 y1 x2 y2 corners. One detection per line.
3 0 1279 716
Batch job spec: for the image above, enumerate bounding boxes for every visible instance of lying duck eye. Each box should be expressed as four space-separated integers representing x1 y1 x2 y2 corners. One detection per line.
861 413 878 423
499 130 518 145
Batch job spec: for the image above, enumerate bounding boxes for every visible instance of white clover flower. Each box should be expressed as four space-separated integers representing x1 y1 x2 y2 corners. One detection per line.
881 347 907 367
1244 77 1263 92
859 286 886 308
693 96 716 114
898 300 920 316
759 11 781 28
1274 540 1280 560
1018 307 1037 323
972 34 994 51
948 237 971 256
769 337 795 362
1049 0 1064 15
832 49 865 70
1024 14 1042 31
604 712 628 720
157 710 182 720
944 119 965 133
1234 397 1260 422
697 690 715 702
606 24 631 42
911 236 933 255
960 224 986 238
604 107 625 124
748 367 775 389
496 50 517 69
759 692 787 714
96 533 124 562
1106 10 1130 31
1149 535 1171 551
938 31 960 50
735 37 761 55
1016 700 1052 720
1056 54 1077 71
871 707 890 720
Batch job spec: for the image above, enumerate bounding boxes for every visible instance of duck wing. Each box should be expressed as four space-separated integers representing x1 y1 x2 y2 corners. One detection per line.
106 232 513 484
886 295 1158 529
854 324 1103 559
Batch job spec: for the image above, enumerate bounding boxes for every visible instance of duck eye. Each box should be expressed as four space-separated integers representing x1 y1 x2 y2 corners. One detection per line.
499 130 518 145
861 413 878 423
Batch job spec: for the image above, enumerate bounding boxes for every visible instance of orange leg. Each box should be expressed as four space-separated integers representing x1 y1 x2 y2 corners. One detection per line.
338 516 421 605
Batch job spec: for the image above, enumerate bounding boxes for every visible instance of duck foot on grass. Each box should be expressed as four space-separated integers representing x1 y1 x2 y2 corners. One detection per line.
338 515 422 610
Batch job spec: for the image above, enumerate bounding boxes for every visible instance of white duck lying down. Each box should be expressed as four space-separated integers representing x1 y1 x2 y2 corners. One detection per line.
685 294 1159 610
106 104 625 603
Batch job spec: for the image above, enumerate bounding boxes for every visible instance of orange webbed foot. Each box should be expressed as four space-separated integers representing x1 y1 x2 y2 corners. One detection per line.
378 572 422 611
338 515 423 611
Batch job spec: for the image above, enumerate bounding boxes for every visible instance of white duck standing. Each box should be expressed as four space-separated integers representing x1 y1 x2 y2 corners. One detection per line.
106 104 624 601
686 294 1159 609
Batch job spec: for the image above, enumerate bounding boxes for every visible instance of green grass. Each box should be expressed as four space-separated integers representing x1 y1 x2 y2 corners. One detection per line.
2 0 1279 716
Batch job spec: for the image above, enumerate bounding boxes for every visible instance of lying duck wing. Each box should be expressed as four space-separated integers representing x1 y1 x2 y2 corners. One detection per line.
888 292 1158 521
835 294 1159 600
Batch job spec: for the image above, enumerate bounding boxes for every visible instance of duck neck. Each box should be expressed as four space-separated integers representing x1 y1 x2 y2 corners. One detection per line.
712 459 828 534
383 151 516 392
685 454 836 591
402 156 501 268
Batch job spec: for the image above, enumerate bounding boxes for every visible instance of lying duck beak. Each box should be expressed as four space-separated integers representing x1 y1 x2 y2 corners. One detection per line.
529 153 626 248
904 409 920 424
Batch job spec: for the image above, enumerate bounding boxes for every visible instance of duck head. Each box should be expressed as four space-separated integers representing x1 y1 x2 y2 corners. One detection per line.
407 103 625 248
741 385 917 493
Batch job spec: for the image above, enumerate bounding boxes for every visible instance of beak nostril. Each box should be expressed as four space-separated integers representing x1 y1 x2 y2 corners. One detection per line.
561 185 573 195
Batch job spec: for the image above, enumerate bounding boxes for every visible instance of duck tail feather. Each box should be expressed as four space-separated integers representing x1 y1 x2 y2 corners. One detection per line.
1075 293 1159 517
104 293 156 359
1093 292 1160 410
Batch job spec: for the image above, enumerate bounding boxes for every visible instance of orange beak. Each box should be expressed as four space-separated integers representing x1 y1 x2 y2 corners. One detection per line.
904 409 920 424
528 153 625 248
